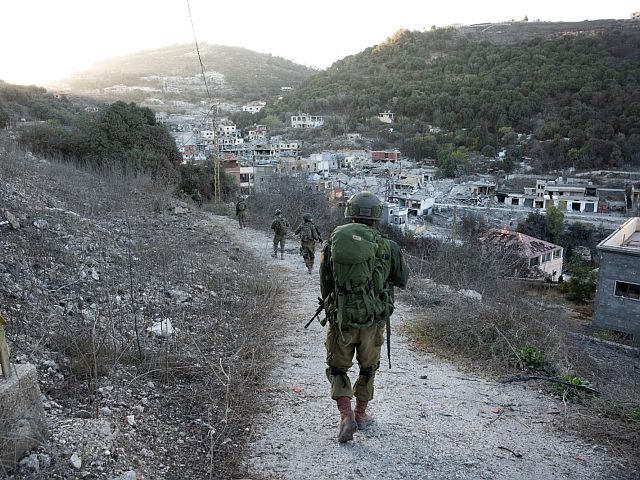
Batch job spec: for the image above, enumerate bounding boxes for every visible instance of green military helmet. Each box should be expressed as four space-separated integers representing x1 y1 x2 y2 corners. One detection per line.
275 209 282 215
344 191 383 221
303 213 313 222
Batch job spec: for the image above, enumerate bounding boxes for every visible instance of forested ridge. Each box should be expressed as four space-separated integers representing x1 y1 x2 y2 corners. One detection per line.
274 24 640 170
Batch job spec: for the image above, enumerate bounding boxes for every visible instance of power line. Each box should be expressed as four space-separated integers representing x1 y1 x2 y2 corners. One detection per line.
186 0 211 102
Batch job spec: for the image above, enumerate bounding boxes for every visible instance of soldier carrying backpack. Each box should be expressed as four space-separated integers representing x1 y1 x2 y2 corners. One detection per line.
294 213 323 274
319 191 409 443
236 196 247 229
270 209 290 259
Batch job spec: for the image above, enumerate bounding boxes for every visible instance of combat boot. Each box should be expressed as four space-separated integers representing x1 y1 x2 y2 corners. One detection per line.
271 252 277 258
336 396 357 443
354 399 374 430
280 253 284 260
307 265 313 274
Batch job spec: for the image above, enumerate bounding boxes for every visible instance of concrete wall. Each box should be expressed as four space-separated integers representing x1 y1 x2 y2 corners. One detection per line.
0 364 48 471
593 250 640 335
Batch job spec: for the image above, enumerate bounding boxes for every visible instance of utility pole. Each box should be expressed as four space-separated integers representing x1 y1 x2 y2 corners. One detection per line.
0 312 11 377
451 205 457 244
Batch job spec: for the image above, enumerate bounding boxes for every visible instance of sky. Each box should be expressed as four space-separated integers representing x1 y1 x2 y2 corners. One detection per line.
1 0 638 86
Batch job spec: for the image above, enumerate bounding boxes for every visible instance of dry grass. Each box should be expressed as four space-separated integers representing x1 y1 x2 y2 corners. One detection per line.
402 235 640 466
0 137 284 478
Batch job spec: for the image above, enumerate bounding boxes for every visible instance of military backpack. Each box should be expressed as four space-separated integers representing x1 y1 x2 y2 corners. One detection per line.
300 222 316 242
273 217 288 236
324 223 391 330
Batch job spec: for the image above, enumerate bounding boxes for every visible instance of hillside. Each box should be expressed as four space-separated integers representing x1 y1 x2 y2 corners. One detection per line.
0 137 281 478
58 44 316 105
273 20 640 170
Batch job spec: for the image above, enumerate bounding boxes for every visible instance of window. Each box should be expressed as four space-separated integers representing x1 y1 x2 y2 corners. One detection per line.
614 281 640 300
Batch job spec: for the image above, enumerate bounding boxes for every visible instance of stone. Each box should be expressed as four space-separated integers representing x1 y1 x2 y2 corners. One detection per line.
4 211 20 230
70 452 82 469
126 415 136 427
459 289 482 302
112 471 138 480
18 453 40 472
32 219 49 230
0 364 48 472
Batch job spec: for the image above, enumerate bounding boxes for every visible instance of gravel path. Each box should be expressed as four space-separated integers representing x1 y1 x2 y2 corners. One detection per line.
207 215 616 480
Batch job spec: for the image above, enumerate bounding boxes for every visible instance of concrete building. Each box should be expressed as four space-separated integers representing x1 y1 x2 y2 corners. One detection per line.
483 229 564 281
593 217 640 336
383 202 408 232
242 101 266 114
291 113 324 128
372 150 401 162
378 111 394 123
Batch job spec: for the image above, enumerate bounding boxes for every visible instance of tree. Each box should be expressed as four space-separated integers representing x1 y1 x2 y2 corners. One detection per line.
560 257 596 303
545 205 564 244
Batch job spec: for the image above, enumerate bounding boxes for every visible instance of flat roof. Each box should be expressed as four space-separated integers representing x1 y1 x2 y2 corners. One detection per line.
598 217 640 255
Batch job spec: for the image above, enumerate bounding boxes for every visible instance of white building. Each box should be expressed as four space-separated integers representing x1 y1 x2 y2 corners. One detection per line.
242 101 267 114
291 113 324 129
383 202 408 232
483 229 564 281
378 111 394 124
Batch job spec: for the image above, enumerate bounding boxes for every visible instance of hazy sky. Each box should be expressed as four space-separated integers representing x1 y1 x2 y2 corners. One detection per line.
1 0 637 86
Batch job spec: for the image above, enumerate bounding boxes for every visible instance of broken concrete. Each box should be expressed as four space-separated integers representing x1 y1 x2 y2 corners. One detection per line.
0 363 48 472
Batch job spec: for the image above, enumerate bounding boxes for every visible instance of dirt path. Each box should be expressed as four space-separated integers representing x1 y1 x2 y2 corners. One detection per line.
206 214 616 480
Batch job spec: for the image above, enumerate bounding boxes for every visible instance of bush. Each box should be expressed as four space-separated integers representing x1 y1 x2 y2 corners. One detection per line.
510 346 550 373
560 256 597 303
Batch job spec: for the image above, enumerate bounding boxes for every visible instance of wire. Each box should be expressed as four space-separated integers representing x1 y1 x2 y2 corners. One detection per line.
181 0 219 156
186 0 211 102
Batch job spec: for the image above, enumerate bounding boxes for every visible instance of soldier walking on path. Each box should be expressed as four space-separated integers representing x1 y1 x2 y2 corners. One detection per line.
270 209 290 259
319 191 409 443
236 196 247 229
294 213 323 274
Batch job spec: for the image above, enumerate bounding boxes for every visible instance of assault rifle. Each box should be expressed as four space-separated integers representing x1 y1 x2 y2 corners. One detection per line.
304 297 327 329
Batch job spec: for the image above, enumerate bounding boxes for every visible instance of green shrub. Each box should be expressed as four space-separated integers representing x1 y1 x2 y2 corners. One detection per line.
510 346 550 372
550 373 594 402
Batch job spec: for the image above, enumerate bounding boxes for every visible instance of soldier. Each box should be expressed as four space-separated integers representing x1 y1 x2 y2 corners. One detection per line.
319 191 409 443
236 196 247 229
294 213 323 274
191 189 203 208
270 209 290 259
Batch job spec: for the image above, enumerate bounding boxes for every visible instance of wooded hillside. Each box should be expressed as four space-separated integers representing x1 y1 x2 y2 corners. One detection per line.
274 22 640 169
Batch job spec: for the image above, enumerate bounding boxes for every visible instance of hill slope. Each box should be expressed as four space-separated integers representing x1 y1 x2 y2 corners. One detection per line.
274 20 640 169
59 43 316 104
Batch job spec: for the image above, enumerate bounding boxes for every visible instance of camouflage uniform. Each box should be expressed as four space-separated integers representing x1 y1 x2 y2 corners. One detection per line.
294 214 322 273
236 199 247 229
191 189 203 208
270 210 289 259
320 232 407 401
318 191 409 443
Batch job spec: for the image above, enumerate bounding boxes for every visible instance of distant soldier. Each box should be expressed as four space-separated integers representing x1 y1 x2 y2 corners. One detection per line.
236 196 247 229
270 209 290 259
191 189 203 208
294 213 323 274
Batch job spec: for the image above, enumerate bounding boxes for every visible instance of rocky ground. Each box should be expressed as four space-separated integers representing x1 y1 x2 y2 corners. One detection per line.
1 143 282 479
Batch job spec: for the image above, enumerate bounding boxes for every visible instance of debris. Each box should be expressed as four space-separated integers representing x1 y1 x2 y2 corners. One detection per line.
458 289 482 301
126 415 136 427
148 319 174 337
497 446 522 458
